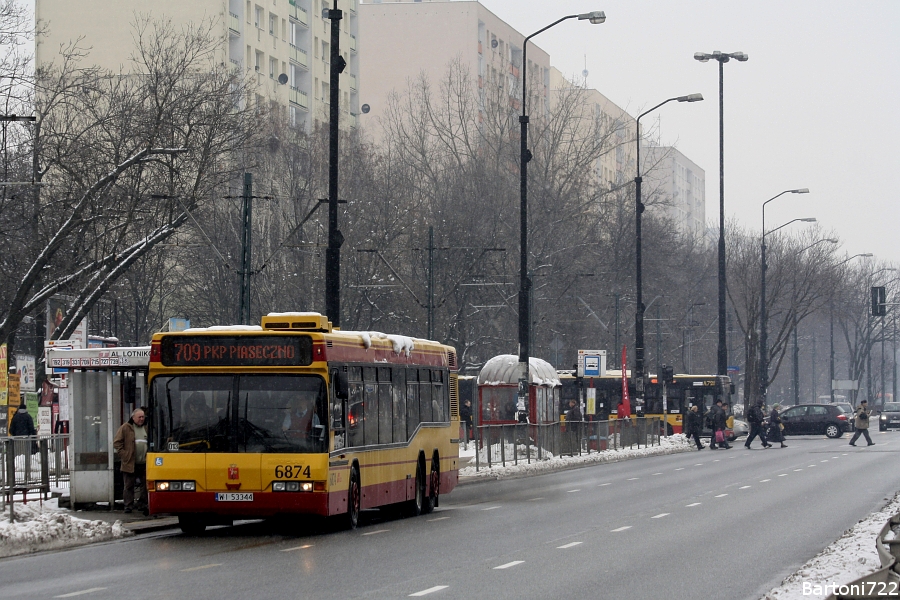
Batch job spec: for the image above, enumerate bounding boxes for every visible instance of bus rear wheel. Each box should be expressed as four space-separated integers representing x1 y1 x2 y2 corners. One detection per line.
423 453 439 514
405 459 426 517
178 514 206 536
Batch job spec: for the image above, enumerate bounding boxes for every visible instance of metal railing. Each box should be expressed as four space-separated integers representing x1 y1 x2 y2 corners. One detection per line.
829 511 900 599
472 417 663 471
2 435 71 518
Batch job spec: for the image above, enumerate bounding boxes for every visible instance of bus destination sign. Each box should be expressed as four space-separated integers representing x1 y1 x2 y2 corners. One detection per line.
160 336 313 367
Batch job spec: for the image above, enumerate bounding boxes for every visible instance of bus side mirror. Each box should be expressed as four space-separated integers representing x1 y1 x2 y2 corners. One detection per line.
335 370 349 400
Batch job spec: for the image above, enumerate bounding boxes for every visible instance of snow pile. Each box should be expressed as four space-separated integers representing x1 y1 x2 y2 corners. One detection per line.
459 434 694 480
341 331 417 356
0 500 131 558
762 490 900 599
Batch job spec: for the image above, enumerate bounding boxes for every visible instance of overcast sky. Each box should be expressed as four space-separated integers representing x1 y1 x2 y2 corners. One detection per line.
475 0 899 266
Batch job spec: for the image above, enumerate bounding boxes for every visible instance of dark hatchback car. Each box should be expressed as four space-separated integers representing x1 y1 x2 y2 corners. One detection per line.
779 404 851 438
879 402 900 431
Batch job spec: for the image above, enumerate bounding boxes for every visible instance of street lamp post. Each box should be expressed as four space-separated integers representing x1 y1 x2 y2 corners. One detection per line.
694 50 747 378
791 237 838 404
518 10 605 419
325 3 347 327
760 195 814 405
830 253 873 403
634 93 702 397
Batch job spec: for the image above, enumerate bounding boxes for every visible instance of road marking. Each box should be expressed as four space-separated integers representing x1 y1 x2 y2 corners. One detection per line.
653 472 662 475
567 489 581 493
739 486 751 489
675 468 684 471
833 456 840 458
281 544 314 552
694 464 703 466
808 465 816 468
528 497 545 501
598 483 611 487
427 517 450 522
54 590 107 598
821 460 828 462
686 502 701 507
410 586 449 597
627 477 639 481
793 469 803 472
842 453 848 456
557 542 583 549
760 479 771 482
494 561 524 570
779 474 788 477
483 506 501 511
729 456 737 459
180 564 222 572
362 529 389 536
715 494 728 498
651 513 670 519
611 526 632 532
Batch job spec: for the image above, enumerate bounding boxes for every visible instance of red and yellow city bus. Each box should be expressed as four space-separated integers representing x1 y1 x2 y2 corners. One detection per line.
146 313 459 533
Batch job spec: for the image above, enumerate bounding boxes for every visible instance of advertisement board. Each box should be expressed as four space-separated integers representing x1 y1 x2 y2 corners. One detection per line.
16 354 36 392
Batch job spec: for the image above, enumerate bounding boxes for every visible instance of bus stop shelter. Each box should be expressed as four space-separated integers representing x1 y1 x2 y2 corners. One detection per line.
46 347 149 508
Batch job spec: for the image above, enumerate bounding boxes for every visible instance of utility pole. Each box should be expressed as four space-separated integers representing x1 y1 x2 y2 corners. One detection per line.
325 2 346 327
427 226 435 340
239 173 253 325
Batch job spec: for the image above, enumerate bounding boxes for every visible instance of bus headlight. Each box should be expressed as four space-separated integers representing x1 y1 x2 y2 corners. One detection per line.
273 482 286 491
154 480 196 491
272 481 317 492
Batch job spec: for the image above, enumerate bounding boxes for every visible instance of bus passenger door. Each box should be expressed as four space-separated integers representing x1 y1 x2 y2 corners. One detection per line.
331 368 348 451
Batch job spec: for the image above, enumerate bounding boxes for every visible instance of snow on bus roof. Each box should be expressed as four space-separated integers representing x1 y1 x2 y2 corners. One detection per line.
182 325 263 332
477 354 561 387
333 330 419 356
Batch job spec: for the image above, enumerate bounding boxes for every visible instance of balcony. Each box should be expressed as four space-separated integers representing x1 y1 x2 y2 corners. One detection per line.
229 12 240 35
349 34 357 52
348 73 357 91
348 0 357 14
289 44 308 69
289 4 308 27
229 58 242 72
289 86 309 110
348 113 358 129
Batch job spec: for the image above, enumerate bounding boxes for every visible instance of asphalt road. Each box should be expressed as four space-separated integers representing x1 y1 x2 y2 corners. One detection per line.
2 431 899 600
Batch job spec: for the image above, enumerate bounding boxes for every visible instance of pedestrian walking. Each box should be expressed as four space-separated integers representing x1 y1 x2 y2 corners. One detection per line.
768 404 787 448
114 408 148 514
460 400 473 441
565 399 583 453
849 399 874 446
710 400 732 449
744 401 771 449
684 404 705 450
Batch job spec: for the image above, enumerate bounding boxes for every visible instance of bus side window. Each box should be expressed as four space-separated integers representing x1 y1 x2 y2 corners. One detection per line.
330 368 345 431
392 368 407 443
377 367 392 445
419 369 432 422
406 369 419 438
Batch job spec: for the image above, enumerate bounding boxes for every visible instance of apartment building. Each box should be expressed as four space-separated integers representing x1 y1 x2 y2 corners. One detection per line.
35 0 360 131
358 0 551 141
641 145 706 240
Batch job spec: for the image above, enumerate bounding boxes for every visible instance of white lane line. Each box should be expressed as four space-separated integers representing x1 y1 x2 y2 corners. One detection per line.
713 459 720 462
410 585 449 597
567 489 581 493
675 468 684 471
528 497 545 501
494 561 525 570
793 469 803 472
760 479 771 482
651 513 670 519
557 542 583 549
821 460 829 462
778 474 788 477
180 564 222 572
483 506 501 511
627 477 639 481
739 486 751 489
281 544 314 552
427 517 450 522
808 465 816 468
362 529 389 536
598 483 611 487
686 502 702 507
715 494 728 498
611 526 632 532
652 472 663 475
833 456 840 458
694 464 703 466
729 456 737 459
54 590 108 598
842 453 848 456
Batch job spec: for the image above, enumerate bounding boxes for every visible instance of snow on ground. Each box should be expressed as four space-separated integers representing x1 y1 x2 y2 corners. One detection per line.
0 498 131 558
458 433 695 480
762 490 900 599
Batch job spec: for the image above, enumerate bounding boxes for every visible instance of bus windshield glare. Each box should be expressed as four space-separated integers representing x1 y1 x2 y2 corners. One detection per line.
150 374 327 454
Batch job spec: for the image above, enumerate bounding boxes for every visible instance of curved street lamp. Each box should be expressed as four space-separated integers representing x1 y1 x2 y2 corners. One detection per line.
633 93 702 395
759 193 814 405
517 11 606 419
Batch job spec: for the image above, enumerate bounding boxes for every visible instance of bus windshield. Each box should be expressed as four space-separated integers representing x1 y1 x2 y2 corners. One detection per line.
150 374 327 454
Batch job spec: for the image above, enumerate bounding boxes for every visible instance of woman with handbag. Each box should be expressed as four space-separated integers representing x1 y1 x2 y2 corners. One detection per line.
768 404 787 448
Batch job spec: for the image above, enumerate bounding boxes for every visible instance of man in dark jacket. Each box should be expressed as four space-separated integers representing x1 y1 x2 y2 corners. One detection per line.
460 400 473 440
685 404 705 450
744 401 771 449
10 404 37 437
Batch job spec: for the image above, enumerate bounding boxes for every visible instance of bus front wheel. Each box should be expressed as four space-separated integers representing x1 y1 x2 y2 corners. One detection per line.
344 465 361 529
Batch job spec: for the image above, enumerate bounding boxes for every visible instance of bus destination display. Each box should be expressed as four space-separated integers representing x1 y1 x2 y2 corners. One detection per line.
161 336 313 367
